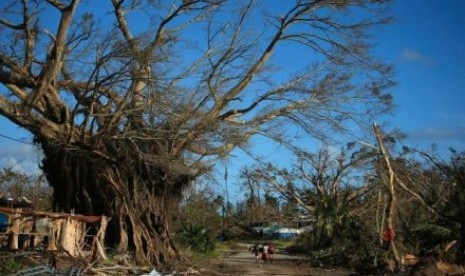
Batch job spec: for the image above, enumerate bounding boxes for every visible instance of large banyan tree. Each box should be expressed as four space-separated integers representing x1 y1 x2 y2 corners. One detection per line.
0 0 393 265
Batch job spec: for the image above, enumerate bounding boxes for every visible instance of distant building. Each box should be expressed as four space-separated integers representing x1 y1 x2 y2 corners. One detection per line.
0 197 34 209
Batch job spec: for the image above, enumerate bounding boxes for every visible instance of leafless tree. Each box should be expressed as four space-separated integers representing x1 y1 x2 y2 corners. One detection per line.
0 0 392 265
0 167 51 210
248 145 375 221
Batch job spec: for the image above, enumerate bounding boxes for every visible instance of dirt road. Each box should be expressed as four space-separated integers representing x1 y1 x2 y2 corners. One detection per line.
204 244 353 276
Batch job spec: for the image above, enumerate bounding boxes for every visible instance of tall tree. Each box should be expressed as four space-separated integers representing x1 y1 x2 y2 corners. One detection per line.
239 166 263 224
176 181 223 231
0 0 392 265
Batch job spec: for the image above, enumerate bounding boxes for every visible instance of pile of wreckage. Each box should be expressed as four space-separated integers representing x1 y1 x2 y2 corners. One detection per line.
0 197 108 275
0 198 205 275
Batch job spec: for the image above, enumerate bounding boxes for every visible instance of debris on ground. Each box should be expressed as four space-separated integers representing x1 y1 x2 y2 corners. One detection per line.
5 264 82 276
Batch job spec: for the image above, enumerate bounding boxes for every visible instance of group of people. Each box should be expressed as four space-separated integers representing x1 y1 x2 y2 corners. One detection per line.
249 243 275 264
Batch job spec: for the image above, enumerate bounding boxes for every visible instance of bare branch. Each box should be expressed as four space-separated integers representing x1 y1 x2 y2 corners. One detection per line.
374 123 437 215
0 18 23 29
46 0 67 11
22 0 36 68
111 0 138 55
0 95 60 139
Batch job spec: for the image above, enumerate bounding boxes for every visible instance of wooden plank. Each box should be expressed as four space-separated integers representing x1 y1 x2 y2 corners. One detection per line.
0 207 102 223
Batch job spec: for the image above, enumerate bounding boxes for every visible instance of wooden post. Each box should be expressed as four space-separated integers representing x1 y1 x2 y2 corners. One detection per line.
8 210 20 250
30 218 37 248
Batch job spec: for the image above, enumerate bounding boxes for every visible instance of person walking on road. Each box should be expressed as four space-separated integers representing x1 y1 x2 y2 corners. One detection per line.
250 244 261 265
268 243 275 263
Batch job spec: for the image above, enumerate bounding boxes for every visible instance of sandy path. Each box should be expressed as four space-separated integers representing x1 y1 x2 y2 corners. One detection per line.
211 246 352 276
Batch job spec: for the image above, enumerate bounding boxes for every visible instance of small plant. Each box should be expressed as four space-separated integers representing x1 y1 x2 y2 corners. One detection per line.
0 258 22 274
178 223 215 253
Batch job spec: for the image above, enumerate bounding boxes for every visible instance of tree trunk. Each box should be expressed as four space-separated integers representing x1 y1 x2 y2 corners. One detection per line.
40 142 185 266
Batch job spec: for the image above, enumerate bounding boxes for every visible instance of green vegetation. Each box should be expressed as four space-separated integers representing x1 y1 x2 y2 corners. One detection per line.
0 258 22 274
178 224 216 253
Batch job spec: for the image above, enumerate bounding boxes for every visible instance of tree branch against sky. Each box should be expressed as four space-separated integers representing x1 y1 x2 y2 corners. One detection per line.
0 0 393 265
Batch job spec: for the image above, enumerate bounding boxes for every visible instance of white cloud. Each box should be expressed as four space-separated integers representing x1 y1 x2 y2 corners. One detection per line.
0 143 42 174
401 48 431 63
409 127 465 141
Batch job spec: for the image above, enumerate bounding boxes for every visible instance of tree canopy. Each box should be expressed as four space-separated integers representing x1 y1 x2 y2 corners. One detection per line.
0 0 392 170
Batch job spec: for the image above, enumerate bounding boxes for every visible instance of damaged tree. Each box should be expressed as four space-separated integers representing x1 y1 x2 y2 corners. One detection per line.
246 145 376 241
0 0 392 265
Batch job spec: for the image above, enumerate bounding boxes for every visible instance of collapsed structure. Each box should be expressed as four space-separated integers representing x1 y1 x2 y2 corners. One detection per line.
0 198 107 260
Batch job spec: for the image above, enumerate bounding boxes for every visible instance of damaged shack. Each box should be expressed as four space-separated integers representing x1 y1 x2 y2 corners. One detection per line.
0 197 107 260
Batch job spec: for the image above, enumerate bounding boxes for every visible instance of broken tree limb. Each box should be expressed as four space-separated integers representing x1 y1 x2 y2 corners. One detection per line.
373 123 401 267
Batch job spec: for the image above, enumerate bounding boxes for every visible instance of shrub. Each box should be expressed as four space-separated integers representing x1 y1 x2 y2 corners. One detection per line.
178 224 215 253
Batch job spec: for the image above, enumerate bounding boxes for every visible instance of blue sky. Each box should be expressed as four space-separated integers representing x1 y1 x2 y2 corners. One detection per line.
378 0 465 151
0 0 464 180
